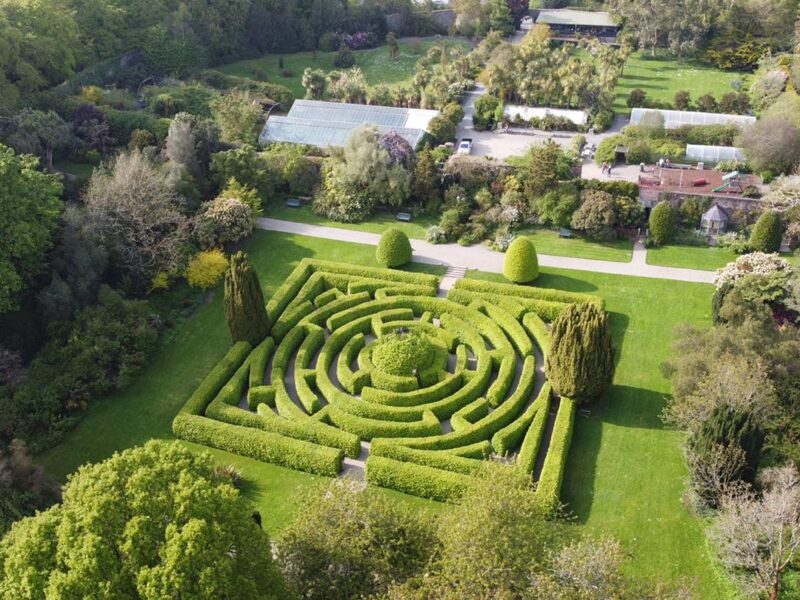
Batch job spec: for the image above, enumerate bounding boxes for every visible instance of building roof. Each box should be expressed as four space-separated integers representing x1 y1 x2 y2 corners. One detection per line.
259 100 439 148
685 144 746 163
504 105 589 126
702 204 729 222
630 108 756 130
535 9 616 28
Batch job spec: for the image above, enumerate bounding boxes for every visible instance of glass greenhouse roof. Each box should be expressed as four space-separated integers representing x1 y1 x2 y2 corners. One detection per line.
630 108 756 130
686 144 746 163
259 100 439 148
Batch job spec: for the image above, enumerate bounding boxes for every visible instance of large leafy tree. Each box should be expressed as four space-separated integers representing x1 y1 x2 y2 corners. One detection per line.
0 441 286 599
2 109 73 171
0 144 62 314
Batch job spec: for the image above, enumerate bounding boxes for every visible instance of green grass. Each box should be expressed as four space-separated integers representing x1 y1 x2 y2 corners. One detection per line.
218 38 469 99
36 231 445 531
266 202 438 240
521 227 634 262
54 160 96 179
611 51 750 115
467 268 732 596
37 231 731 594
647 244 800 271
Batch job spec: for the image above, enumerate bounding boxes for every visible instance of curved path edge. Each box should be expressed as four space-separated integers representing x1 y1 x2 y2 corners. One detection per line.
257 218 715 285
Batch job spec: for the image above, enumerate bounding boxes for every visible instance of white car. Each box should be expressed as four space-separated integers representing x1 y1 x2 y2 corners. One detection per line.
457 139 473 155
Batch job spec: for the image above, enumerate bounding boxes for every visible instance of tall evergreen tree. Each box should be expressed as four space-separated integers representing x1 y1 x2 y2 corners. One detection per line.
545 302 615 403
224 251 270 345
691 405 764 485
750 210 783 253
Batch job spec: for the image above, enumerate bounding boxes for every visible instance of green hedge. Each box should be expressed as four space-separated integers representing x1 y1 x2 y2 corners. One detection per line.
248 385 275 410
523 312 549 360
365 455 472 502
534 396 576 514
517 388 552 475
492 382 551 456
453 278 603 312
486 353 516 408
327 406 441 439
451 397 489 430
361 372 463 407
179 342 252 416
172 413 343 476
294 368 321 414
371 444 483 475
248 338 275 389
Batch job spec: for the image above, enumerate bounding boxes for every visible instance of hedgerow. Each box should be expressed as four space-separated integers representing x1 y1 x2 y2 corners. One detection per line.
172 259 597 507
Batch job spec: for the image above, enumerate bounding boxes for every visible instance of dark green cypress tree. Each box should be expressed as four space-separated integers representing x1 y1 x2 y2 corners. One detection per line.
750 210 783 253
224 251 270 345
545 302 615 403
691 405 764 484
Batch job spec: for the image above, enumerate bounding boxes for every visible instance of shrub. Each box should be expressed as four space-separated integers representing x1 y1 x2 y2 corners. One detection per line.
334 45 355 68
224 251 270 345
749 210 783 253
442 102 465 125
627 88 646 108
648 201 676 245
503 237 538 283
427 115 456 143
376 228 412 267
371 329 435 376
186 250 229 290
545 303 614 403
195 196 254 249
571 190 618 241
674 90 691 110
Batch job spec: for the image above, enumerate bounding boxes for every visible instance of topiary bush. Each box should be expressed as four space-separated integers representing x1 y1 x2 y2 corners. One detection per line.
376 228 412 267
503 237 538 283
749 210 783 253
224 251 270 345
545 303 614 403
371 329 435 376
648 201 676 245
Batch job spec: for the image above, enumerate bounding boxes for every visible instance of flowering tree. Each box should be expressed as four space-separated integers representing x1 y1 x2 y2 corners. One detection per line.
713 252 793 289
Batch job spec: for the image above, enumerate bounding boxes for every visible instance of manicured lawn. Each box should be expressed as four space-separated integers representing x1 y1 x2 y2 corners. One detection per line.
467 268 732 597
612 51 750 115
36 231 446 531
266 202 437 240
218 38 470 99
647 244 800 271
37 230 730 594
521 227 634 262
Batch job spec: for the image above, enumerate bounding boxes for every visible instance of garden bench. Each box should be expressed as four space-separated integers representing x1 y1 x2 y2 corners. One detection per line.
286 198 301 208
558 228 573 239
396 212 412 222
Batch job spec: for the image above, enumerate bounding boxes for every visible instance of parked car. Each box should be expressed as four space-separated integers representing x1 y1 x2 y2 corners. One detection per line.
457 138 473 155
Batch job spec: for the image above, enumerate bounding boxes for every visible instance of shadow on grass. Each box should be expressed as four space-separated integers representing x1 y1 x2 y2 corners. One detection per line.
535 271 599 293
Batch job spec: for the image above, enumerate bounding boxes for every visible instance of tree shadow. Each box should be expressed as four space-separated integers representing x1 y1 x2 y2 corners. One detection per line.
535 272 599 293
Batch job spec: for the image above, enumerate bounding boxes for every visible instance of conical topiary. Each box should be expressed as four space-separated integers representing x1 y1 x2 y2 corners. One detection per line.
224 251 270 345
545 302 614 403
376 227 412 268
648 201 676 245
749 210 783 253
503 237 538 283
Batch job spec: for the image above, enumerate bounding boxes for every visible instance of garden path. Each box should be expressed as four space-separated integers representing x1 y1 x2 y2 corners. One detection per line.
256 218 716 284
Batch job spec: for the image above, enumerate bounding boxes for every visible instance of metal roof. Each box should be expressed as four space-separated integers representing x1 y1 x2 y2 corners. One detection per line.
686 144 746 163
535 9 616 28
702 204 729 222
259 100 439 148
504 104 589 126
631 108 756 130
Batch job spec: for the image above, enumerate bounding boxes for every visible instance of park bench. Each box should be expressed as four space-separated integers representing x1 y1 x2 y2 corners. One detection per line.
558 228 573 239
286 198 301 208
396 212 412 222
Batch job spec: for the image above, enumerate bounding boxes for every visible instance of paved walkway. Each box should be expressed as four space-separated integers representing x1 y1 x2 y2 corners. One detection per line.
257 218 716 284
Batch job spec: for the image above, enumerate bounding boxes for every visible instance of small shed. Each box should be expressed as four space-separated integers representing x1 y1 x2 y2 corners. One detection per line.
701 204 729 234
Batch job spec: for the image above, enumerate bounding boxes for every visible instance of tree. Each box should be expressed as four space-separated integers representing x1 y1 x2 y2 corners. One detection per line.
301 68 328 99
83 150 189 290
571 190 618 241
412 148 441 209
536 186 581 228
386 32 399 60
503 237 539 283
195 195 254 249
211 88 263 145
0 440 60 536
0 145 62 314
739 116 800 175
186 249 229 290
0 441 285 599
546 302 615 403
276 480 437 600
523 140 563 200
453 0 489 37
224 251 270 345
627 88 647 108
427 114 456 143
376 228 412 268
709 465 800 600
378 131 415 169
648 201 676 245
3 109 72 171
334 44 355 69
489 0 514 35
750 210 783 253
674 90 692 110
696 93 718 112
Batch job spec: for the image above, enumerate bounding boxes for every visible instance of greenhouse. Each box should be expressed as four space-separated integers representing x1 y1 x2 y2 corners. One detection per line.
259 100 440 148
630 108 756 130
685 144 746 164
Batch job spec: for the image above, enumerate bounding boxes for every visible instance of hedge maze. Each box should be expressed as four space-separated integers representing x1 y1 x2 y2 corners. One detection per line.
172 259 604 509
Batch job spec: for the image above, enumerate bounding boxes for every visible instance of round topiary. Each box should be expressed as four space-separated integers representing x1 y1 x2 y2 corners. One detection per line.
376 228 412 268
503 237 538 283
749 210 783 253
371 329 434 376
648 201 676 245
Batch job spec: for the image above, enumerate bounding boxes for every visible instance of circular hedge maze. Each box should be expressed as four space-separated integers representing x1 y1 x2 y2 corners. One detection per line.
173 259 605 508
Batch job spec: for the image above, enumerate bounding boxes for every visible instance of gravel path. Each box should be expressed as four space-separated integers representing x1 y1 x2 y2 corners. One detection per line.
257 218 716 284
